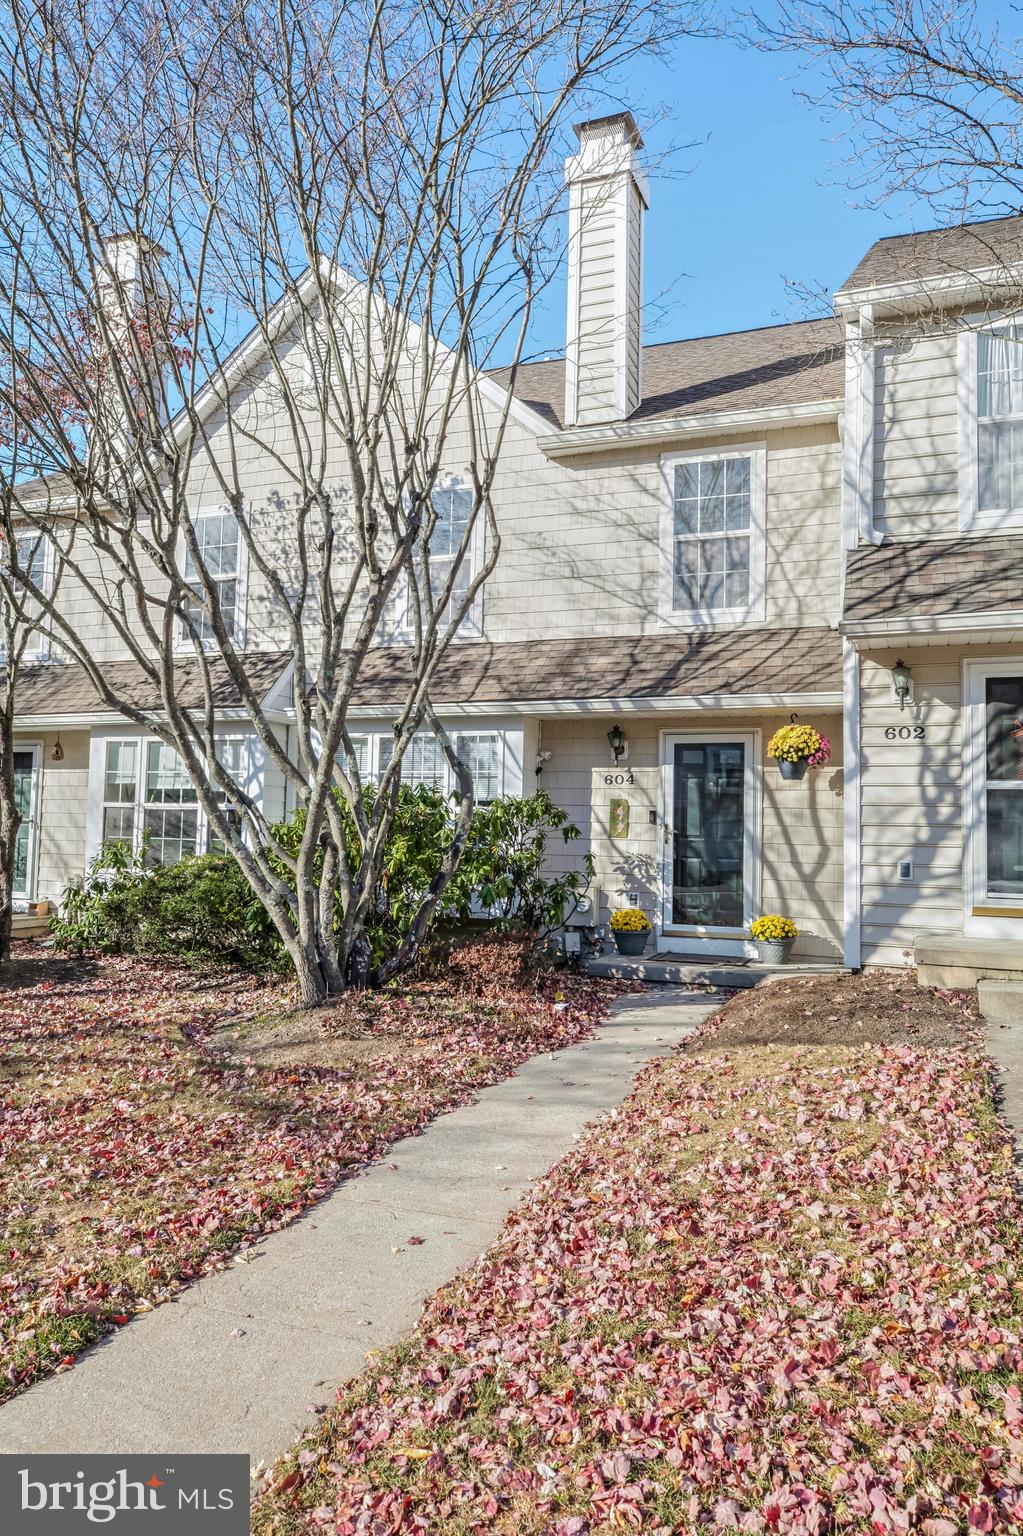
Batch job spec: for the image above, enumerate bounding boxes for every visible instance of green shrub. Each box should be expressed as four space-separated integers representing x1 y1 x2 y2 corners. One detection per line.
53 842 287 973
53 789 592 977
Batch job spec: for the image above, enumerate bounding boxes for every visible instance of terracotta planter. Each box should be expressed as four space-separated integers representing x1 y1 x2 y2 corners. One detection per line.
778 758 808 781
613 929 649 957
755 937 795 965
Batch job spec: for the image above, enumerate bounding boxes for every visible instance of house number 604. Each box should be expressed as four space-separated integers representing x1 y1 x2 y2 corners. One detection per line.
604 772 636 785
884 725 925 741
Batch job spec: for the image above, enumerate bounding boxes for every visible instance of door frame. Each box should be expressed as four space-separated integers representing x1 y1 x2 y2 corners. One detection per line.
659 728 761 957
963 657 1023 939
12 741 42 903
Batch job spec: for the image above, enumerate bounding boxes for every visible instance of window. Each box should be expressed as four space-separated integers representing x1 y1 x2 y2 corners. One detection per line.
181 511 243 644
143 741 199 865
98 735 248 864
102 740 139 845
384 479 482 642
454 734 501 802
2 530 52 659
961 319 1023 531
208 738 248 850
373 731 502 799
660 448 765 624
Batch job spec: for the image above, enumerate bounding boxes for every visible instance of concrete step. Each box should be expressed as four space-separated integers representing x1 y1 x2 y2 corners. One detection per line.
584 955 848 989
979 981 1023 1026
916 937 1023 989
11 913 51 939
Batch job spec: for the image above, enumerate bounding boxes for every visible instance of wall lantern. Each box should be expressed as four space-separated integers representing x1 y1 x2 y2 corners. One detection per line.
607 722 627 764
891 658 912 712
50 734 64 762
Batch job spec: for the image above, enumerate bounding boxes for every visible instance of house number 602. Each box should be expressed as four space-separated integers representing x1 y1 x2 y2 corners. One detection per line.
604 772 636 785
884 725 925 741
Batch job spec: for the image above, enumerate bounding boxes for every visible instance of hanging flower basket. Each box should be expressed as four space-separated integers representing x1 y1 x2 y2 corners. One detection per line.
610 907 651 957
767 723 831 779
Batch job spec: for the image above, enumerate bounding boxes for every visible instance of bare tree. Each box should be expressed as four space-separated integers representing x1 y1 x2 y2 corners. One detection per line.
759 0 1023 219
0 0 707 1003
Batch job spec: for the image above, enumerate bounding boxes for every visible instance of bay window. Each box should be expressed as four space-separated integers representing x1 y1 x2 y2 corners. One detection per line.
99 735 250 864
370 731 503 800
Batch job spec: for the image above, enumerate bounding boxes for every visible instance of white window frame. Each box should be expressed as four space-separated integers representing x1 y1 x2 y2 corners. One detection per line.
963 657 1023 938
958 317 1023 533
175 507 248 651
95 733 255 865
384 475 485 645
659 444 767 627
363 729 505 801
6 530 54 660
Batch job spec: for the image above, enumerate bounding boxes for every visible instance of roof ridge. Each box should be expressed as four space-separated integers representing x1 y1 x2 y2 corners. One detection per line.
865 211 1023 247
507 313 839 373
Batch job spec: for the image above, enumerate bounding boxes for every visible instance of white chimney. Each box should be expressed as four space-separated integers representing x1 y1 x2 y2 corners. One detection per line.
92 233 171 462
564 112 647 427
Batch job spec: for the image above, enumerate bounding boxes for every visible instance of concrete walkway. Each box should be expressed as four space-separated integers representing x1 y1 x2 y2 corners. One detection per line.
0 988 716 1465
987 1015 1023 1160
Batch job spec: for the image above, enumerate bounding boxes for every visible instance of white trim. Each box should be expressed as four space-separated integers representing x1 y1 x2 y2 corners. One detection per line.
842 609 1023 641
542 399 842 460
841 305 876 551
659 728 761 957
834 261 1023 319
563 179 583 427
842 639 861 969
659 443 767 628
343 691 845 722
12 741 42 901
16 707 291 731
962 656 1023 939
612 175 630 422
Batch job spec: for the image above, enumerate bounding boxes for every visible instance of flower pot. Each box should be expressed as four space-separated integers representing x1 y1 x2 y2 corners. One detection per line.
613 929 649 957
778 758 808 781
756 937 795 965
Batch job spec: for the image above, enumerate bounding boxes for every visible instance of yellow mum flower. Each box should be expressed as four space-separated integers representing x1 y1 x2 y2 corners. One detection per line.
750 914 798 941
610 907 651 932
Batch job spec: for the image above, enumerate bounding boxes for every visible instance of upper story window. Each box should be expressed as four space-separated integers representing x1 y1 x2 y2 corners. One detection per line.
960 318 1023 532
382 478 483 643
2 530 53 659
180 511 245 646
659 446 766 626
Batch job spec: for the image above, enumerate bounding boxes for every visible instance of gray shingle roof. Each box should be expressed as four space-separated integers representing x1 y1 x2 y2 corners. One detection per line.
840 215 1023 293
342 627 843 706
492 317 845 432
842 537 1023 624
14 651 292 717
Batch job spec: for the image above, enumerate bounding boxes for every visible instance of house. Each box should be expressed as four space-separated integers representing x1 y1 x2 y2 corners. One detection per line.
9 112 1023 973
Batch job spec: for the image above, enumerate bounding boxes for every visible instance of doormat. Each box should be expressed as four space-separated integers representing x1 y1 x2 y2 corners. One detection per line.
648 952 750 966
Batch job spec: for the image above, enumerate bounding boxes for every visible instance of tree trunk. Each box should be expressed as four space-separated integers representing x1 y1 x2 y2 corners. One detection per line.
0 698 19 969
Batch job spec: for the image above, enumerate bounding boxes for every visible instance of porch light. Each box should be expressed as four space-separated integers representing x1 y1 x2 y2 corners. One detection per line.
50 735 64 762
891 658 912 712
607 723 627 763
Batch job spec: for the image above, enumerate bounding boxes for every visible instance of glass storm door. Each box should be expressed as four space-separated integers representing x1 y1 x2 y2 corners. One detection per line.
12 747 39 899
663 736 752 935
982 676 1023 903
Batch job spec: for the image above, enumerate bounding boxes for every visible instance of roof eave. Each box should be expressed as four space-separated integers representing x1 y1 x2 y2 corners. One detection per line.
840 609 1023 643
539 398 843 461
834 261 1023 319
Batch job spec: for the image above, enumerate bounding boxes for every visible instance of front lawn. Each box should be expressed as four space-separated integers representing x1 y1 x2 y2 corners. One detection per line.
256 973 1023 1534
0 942 610 1401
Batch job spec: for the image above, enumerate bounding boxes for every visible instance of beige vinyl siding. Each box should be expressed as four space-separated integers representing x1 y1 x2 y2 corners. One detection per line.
574 180 619 424
856 640 1023 965
536 711 844 960
15 730 90 903
873 326 961 540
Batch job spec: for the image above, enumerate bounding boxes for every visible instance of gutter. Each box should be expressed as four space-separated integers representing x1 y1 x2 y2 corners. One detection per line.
840 609 1023 642
341 690 845 721
539 399 843 461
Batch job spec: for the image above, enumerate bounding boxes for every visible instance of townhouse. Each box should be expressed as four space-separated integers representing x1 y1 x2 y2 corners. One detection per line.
10 113 1023 972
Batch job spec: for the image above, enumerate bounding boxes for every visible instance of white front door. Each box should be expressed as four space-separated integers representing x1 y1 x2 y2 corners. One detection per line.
965 662 1023 939
660 731 759 956
12 744 41 901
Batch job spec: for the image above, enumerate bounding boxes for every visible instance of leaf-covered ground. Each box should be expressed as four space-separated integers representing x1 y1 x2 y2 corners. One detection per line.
255 979 1023 1535
0 948 611 1401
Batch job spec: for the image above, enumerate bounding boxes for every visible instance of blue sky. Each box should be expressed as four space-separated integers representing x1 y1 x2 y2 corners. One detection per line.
523 31 932 361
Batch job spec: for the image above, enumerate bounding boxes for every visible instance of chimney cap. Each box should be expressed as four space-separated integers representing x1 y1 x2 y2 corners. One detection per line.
573 110 643 152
